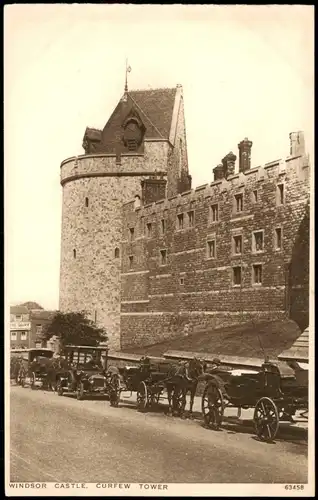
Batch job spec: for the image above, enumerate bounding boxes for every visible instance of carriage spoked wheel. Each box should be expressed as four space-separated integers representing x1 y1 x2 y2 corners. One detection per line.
30 373 36 390
76 382 85 401
56 380 64 396
202 383 224 430
172 388 187 417
136 382 148 412
254 397 279 442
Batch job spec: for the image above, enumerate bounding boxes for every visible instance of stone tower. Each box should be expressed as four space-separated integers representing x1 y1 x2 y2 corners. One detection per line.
59 84 191 349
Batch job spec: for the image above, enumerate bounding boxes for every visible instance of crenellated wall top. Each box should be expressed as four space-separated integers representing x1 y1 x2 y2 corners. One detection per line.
122 153 309 216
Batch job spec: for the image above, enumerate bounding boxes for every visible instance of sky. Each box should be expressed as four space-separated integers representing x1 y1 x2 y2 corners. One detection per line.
4 5 314 311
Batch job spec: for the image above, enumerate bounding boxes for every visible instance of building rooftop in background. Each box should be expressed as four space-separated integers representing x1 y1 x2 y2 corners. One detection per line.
18 301 44 310
10 305 29 315
29 310 55 320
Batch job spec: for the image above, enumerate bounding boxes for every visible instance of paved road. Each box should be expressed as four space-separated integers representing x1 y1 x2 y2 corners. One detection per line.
10 385 307 484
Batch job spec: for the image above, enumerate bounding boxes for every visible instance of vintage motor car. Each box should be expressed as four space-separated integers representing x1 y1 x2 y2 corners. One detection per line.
56 345 118 403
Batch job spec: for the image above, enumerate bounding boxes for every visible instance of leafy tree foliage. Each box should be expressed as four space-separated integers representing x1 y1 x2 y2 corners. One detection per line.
41 311 108 349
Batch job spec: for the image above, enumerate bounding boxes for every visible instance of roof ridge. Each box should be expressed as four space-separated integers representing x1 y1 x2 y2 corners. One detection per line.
128 87 177 93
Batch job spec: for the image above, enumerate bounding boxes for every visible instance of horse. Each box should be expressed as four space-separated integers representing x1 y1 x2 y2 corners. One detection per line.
10 356 23 384
166 357 206 418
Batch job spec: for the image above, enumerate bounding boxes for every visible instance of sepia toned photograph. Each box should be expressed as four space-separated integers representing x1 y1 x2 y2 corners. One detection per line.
4 4 314 497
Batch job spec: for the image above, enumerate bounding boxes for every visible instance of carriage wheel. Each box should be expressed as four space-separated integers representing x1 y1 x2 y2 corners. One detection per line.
172 388 187 416
76 382 85 401
56 380 64 396
31 373 36 390
202 383 224 430
137 382 148 412
20 375 25 388
109 375 121 407
254 397 279 442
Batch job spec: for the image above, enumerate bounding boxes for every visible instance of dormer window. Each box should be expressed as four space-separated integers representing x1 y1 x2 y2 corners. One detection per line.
122 117 144 151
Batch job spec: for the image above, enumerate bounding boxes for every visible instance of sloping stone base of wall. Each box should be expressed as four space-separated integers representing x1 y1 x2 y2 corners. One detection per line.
120 310 287 349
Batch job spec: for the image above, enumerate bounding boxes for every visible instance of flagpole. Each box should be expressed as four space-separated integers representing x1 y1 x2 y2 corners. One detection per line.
125 59 128 92
125 59 131 93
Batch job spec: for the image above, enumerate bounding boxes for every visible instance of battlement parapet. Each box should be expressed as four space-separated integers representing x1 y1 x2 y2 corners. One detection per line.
122 151 309 218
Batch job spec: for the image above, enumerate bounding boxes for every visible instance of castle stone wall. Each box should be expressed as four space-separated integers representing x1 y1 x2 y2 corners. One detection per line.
120 153 310 349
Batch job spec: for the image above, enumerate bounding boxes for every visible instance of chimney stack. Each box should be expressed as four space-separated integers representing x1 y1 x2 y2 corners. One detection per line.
289 131 305 157
238 138 253 173
213 164 225 181
222 151 237 178
141 178 167 205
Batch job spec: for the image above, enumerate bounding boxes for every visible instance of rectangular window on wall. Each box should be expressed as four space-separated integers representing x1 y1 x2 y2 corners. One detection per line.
252 190 258 203
274 227 283 250
11 332 17 340
232 235 243 255
210 204 219 222
20 332 27 341
277 184 285 205
36 325 42 335
187 210 195 228
232 266 242 286
253 264 263 284
252 230 264 252
207 240 216 259
161 219 166 235
129 227 135 241
177 213 184 230
160 249 167 266
129 255 134 269
146 223 152 238
234 193 244 213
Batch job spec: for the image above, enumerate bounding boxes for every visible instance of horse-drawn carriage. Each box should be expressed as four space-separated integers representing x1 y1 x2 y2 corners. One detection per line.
10 349 27 384
201 358 308 442
56 345 119 404
114 356 205 416
16 348 55 389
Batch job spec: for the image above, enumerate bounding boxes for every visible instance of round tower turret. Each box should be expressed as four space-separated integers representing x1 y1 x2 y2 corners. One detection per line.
59 152 167 349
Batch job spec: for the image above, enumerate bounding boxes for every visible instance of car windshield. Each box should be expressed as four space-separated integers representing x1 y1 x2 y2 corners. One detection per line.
67 350 102 368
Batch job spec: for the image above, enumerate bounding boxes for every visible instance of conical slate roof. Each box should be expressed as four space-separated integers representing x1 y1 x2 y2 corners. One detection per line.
84 87 178 155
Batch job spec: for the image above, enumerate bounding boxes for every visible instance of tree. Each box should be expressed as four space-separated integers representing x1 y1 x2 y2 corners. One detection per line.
41 311 108 349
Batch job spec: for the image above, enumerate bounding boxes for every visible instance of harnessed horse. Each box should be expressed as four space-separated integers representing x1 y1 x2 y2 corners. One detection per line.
166 357 206 417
